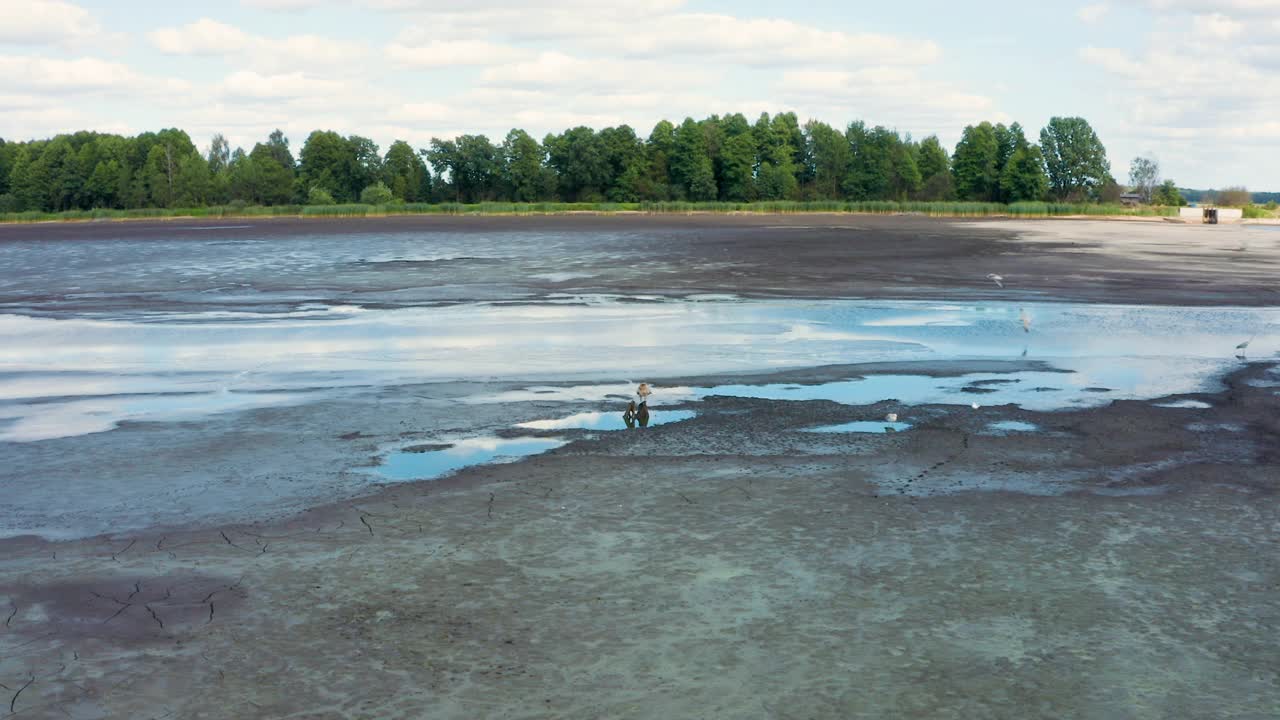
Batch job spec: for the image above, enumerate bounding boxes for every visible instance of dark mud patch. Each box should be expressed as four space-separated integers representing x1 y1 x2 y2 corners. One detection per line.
6 573 246 645
400 443 455 454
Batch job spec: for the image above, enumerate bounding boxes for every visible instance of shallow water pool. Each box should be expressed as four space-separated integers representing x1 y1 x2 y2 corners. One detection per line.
517 410 696 431
373 436 567 482
805 421 913 434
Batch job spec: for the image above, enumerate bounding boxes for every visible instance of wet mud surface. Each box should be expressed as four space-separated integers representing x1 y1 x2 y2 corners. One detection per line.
2 216 1279 718
1 361 1277 719
2 214 1278 311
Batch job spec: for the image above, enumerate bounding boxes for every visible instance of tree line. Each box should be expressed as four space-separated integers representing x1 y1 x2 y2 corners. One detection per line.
0 113 1154 213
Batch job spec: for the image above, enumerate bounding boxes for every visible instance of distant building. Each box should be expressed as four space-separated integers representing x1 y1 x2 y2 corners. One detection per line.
1119 192 1143 207
1179 207 1243 224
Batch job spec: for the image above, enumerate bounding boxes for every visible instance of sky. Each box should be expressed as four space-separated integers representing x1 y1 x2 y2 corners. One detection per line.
0 0 1276 190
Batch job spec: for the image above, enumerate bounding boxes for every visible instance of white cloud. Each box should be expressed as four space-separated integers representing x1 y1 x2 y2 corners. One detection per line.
1077 3 1111 23
1191 12 1245 39
148 18 366 71
148 18 252 55
0 0 100 46
0 55 191 97
478 52 712 90
777 68 998 139
240 0 327 10
362 0 685 11
386 40 529 68
7 0 1016 186
590 14 941 66
1081 1 1280 186
217 71 349 101
396 7 938 67
1147 0 1280 13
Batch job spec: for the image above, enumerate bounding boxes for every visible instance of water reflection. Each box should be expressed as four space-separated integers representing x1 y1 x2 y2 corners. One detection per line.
2 298 1277 441
373 436 567 482
517 409 696 431
986 421 1041 433
805 420 913 434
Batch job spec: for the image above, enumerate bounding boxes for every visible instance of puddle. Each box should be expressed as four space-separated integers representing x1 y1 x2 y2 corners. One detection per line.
0 391 300 442
805 421 912 434
1187 422 1246 433
1153 399 1212 409
3 299 1276 441
372 436 566 482
986 421 1040 433
695 368 1190 412
517 410 696 431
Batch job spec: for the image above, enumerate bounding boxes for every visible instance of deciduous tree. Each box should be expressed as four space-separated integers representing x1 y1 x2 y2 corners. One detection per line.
1040 117 1110 201
1128 156 1159 203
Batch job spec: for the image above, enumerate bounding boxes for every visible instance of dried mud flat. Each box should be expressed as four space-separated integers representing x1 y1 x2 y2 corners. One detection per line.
1 359 1278 719
1 216 1279 719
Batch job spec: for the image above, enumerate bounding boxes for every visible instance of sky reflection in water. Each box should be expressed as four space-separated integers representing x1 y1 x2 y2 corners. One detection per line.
0 299 1276 441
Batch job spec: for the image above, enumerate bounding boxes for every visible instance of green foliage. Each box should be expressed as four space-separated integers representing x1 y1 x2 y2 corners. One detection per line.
500 129 553 202
1040 117 1110 201
298 130 376 203
1128 157 1159 203
359 181 395 205
670 118 716 200
2 199 1184 224
952 122 1001 201
382 140 430 202
0 114 1195 217
917 136 950 185
307 186 335 205
427 134 499 203
1001 145 1049 202
1216 186 1251 207
545 126 611 201
1152 180 1185 206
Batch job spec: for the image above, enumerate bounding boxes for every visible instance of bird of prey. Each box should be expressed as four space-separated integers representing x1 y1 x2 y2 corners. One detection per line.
987 273 1004 288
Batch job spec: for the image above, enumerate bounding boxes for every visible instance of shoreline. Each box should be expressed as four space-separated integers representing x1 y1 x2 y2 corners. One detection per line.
0 207 1202 228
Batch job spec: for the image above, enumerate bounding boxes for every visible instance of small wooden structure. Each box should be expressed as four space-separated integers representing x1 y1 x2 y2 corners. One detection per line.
1179 207 1243 224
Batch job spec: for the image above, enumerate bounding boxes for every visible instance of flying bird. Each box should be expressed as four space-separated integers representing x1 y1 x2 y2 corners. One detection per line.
987 273 1004 288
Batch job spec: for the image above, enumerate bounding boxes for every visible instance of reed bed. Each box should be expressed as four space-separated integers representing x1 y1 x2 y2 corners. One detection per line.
3 200 1181 223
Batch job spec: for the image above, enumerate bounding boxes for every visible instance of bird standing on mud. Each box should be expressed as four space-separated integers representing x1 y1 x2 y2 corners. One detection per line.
1235 336 1254 359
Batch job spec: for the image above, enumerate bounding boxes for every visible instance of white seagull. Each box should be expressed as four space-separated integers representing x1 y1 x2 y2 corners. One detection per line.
987 273 1004 288
1020 308 1032 333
